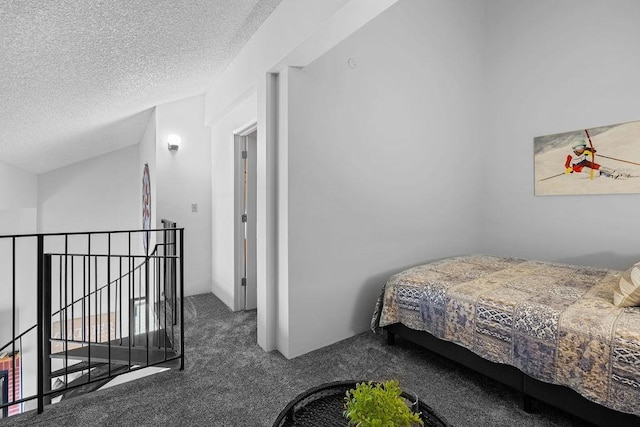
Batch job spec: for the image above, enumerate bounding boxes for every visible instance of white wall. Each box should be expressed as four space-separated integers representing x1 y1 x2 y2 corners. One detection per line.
37 145 140 313
37 146 141 330
0 166 36 411
482 0 640 269
0 162 37 211
0 209 37 343
282 0 486 357
38 145 140 233
0 209 36 235
156 95 212 296
205 0 352 124
207 0 402 354
139 108 158 251
0 163 38 352
208 0 640 359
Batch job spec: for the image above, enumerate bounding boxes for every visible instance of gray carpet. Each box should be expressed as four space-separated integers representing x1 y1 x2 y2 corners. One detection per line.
1 293 593 426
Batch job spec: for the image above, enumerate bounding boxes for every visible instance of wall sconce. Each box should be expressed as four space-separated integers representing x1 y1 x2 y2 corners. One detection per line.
167 134 181 151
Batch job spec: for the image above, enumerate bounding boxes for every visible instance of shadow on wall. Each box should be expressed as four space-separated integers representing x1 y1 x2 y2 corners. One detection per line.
352 271 390 334
557 252 640 271
350 254 469 335
350 263 421 335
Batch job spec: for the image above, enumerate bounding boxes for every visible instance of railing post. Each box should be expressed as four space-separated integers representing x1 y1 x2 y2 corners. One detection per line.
11 237 16 416
163 226 168 352
43 253 52 407
36 235 43 414
107 233 112 377
37 236 52 413
172 226 177 327
179 228 184 371
145 250 150 366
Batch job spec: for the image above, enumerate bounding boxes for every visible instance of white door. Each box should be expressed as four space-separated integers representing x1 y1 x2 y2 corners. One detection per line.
235 128 257 310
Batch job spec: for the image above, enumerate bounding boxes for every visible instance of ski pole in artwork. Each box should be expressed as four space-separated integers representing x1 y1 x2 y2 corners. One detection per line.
585 129 595 180
596 154 640 167
538 172 565 182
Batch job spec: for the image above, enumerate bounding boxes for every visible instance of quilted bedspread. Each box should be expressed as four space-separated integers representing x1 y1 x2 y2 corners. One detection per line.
372 255 640 415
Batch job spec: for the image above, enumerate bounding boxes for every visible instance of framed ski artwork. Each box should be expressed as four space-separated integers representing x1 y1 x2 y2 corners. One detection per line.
534 119 640 196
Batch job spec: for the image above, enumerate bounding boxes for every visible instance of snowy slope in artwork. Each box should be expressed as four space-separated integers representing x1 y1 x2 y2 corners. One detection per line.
535 121 640 195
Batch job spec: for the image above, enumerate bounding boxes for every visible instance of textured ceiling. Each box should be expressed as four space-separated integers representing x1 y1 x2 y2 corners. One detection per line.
0 0 282 174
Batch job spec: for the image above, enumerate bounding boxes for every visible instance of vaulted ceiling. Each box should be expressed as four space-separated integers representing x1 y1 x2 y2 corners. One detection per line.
0 0 282 174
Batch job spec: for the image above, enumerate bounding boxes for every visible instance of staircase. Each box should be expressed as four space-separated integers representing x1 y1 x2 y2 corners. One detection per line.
0 221 184 417
49 329 179 401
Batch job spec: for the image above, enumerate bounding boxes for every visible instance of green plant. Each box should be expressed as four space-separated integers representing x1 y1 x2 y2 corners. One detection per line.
343 380 424 427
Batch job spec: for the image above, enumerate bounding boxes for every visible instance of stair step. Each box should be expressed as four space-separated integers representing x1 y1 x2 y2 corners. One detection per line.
50 343 177 366
116 330 174 348
51 329 174 350
50 361 106 377
52 363 131 400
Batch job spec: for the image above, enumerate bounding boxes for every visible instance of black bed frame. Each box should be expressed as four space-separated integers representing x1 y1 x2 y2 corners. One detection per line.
385 323 639 427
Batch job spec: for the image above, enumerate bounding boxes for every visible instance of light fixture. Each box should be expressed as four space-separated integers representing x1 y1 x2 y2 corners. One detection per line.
167 134 181 151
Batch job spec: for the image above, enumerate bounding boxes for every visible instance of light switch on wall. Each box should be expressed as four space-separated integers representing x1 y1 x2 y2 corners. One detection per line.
191 203 198 213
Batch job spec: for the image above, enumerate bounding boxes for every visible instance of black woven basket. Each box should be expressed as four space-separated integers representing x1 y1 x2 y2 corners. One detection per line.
272 380 451 427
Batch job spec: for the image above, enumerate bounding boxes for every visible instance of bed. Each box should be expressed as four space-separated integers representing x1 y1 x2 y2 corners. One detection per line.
371 255 640 426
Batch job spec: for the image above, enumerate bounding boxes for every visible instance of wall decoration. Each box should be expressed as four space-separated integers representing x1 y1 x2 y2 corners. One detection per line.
534 120 640 196
142 163 151 252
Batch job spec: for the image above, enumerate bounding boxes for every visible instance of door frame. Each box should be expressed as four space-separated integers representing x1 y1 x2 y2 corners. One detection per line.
234 122 258 311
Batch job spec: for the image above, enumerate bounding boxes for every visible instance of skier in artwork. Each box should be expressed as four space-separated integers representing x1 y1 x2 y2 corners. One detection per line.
564 139 628 178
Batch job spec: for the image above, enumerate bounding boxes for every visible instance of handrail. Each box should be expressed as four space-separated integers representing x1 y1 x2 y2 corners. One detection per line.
0 226 180 239
0 324 36 354
45 239 175 258
44 249 175 258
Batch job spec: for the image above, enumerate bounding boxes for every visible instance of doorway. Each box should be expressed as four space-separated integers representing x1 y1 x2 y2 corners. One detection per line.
235 127 257 311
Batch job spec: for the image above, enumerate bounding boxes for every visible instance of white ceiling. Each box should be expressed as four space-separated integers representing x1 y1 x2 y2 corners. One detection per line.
0 0 282 174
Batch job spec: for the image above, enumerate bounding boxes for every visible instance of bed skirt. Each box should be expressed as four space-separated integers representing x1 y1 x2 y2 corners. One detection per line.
385 323 640 427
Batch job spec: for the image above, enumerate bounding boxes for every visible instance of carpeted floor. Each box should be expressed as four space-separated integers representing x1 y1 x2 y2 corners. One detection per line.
1 293 594 426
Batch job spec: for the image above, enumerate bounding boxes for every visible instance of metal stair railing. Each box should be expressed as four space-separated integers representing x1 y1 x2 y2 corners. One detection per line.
0 223 184 418
0 325 34 417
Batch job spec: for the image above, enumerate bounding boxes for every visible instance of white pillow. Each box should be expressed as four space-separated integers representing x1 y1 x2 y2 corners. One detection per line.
614 266 640 307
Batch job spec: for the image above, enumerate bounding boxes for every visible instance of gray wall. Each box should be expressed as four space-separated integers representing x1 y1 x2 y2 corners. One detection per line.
285 0 486 356
481 0 640 269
